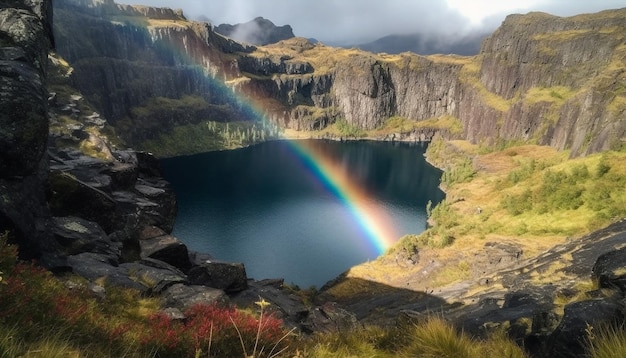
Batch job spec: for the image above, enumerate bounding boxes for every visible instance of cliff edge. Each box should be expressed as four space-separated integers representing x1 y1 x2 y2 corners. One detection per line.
51 1 626 157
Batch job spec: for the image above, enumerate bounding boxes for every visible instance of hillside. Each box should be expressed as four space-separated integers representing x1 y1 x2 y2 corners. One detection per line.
52 1 626 157
2 0 626 356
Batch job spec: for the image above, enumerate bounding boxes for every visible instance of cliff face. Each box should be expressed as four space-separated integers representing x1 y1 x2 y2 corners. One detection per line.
53 0 259 148
0 0 55 257
53 1 626 157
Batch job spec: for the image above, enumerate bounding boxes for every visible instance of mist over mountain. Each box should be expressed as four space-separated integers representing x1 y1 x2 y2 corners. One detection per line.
214 17 294 45
353 30 490 56
214 15 487 55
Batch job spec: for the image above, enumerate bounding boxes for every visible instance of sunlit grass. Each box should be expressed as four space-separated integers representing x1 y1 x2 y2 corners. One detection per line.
587 325 626 358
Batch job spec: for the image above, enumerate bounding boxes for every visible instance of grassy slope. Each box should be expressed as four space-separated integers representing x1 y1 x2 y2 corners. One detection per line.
337 137 626 298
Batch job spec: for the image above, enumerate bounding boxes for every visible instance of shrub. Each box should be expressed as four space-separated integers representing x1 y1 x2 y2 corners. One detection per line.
441 157 476 186
334 118 365 138
0 232 294 357
403 318 476 357
586 324 626 358
501 189 533 216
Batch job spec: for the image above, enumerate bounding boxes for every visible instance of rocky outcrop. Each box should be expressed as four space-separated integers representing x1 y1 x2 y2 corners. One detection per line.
0 0 55 260
215 17 295 46
51 1 626 157
52 0 255 132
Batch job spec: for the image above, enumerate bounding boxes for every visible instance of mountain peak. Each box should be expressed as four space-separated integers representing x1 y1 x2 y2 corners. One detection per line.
215 17 294 46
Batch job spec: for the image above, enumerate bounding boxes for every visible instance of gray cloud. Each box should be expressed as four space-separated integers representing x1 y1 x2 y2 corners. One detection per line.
118 0 626 44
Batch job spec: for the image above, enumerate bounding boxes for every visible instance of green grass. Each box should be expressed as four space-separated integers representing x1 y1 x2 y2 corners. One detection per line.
395 136 626 256
587 325 626 358
140 120 283 157
303 317 529 358
376 115 464 136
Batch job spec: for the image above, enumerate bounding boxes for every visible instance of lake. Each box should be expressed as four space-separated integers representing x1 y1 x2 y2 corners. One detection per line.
160 139 444 288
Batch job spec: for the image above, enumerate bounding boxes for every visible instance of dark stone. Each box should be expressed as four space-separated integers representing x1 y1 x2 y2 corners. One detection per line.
136 151 163 177
66 252 146 291
188 261 248 293
592 247 626 293
0 6 50 177
188 250 214 266
105 161 138 190
305 302 358 333
231 278 310 329
546 299 625 358
120 259 187 294
162 283 227 311
138 226 191 271
49 170 117 233
0 0 54 261
51 216 120 257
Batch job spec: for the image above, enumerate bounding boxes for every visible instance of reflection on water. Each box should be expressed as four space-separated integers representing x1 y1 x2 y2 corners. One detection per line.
160 139 444 287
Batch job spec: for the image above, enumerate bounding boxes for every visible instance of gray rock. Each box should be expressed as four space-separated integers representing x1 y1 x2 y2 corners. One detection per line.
0 0 54 261
49 171 117 233
546 299 625 358
162 283 227 311
66 252 146 291
51 216 120 257
120 259 187 294
188 261 248 293
188 250 214 265
138 225 191 271
231 279 310 329
592 246 626 293
305 302 358 333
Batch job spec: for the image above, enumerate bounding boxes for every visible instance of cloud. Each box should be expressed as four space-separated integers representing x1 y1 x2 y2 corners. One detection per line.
118 0 625 44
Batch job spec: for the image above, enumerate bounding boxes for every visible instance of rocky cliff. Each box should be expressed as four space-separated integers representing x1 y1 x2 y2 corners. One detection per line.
51 1 626 157
4 1 626 354
0 0 54 258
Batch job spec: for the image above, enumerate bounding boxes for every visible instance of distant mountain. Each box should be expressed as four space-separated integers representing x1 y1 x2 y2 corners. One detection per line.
354 31 490 56
214 17 294 46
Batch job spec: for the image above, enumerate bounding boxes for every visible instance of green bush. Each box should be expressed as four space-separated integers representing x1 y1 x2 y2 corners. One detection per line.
442 157 476 186
334 118 365 138
501 189 533 216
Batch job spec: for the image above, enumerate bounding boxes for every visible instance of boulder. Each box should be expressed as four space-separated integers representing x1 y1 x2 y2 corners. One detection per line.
49 171 117 233
304 302 358 333
66 252 146 291
592 247 626 292
546 299 625 358
105 161 138 190
120 259 187 294
51 216 120 258
231 279 310 328
188 261 248 293
138 225 191 271
188 250 214 265
162 283 227 311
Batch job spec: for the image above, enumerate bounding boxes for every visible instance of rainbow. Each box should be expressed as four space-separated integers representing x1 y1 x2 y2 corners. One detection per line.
148 22 400 255
287 140 399 254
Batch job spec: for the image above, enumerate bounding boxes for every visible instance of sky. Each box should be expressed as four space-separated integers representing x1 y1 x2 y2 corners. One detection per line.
120 0 626 44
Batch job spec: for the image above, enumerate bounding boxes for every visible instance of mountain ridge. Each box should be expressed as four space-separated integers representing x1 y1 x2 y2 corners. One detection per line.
2 1 626 356
51 1 626 158
214 16 295 45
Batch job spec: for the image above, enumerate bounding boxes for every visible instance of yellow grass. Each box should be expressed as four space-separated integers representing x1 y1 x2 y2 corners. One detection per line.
533 29 592 41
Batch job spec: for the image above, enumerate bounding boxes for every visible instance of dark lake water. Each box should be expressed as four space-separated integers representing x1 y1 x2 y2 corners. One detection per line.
160 139 444 288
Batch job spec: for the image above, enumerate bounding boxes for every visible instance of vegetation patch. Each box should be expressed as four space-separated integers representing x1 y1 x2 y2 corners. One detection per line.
140 120 283 157
395 135 626 257
0 233 294 357
375 115 463 137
